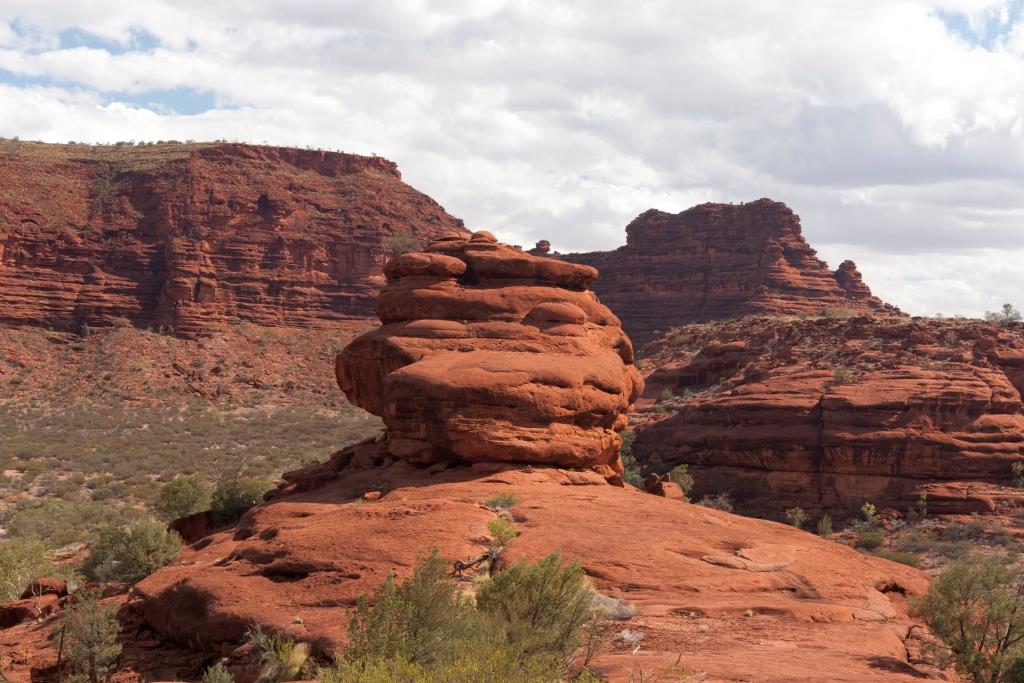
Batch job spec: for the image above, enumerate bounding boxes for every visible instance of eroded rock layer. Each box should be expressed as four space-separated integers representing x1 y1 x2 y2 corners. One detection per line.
563 199 896 346
123 463 932 682
335 232 644 470
0 141 465 336
634 316 1024 516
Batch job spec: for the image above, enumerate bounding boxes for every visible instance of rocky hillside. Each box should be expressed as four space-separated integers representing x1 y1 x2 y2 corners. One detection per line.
634 315 1024 517
561 199 897 345
0 141 466 337
0 233 940 682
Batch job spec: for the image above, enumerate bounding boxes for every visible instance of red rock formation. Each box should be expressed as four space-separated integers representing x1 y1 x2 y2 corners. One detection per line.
335 232 644 470
563 199 897 345
634 316 1024 516
125 463 932 682
0 141 466 337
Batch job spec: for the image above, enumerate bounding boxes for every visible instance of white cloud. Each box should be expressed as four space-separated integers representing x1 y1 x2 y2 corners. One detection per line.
0 0 1023 316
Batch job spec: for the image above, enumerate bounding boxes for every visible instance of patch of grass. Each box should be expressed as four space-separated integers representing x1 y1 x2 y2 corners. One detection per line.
482 492 520 511
487 518 519 547
870 548 921 568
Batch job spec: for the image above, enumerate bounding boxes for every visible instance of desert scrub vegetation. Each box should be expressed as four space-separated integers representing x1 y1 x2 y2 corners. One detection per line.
0 536 54 602
482 492 520 511
211 472 273 524
246 625 311 682
785 507 807 529
487 518 519 547
914 554 1024 682
155 473 213 522
986 303 1022 327
319 550 604 682
382 230 423 256
0 399 379 543
51 588 122 683
83 520 182 583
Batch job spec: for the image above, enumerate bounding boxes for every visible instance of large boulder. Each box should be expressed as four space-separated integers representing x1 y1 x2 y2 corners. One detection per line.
336 231 644 471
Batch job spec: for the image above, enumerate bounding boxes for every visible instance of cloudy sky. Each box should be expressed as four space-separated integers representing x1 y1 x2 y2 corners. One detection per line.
1 1 1023 317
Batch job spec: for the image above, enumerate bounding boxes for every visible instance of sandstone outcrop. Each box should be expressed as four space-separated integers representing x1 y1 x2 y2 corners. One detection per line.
0 141 465 337
335 232 644 470
634 316 1024 516
563 199 897 345
125 463 932 682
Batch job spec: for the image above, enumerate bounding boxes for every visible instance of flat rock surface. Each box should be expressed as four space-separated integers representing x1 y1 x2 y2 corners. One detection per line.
125 464 936 682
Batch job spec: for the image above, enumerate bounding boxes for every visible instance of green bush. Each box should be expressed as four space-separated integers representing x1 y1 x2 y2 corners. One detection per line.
345 550 479 665
0 536 49 602
155 474 212 522
619 431 643 488
382 231 423 256
52 588 122 683
476 552 593 660
83 520 181 583
667 465 694 497
487 519 519 547
1013 462 1024 489
325 550 595 681
785 507 807 529
211 476 271 523
871 548 921 568
202 662 234 683
855 528 885 551
482 492 520 511
816 514 833 538
914 554 1024 682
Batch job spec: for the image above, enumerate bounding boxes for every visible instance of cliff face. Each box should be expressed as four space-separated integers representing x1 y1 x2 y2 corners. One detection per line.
563 199 896 346
634 316 1024 516
0 141 466 336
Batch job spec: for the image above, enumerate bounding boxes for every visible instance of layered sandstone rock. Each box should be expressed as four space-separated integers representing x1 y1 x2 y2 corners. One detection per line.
335 232 644 470
634 316 1024 516
0 141 465 336
563 199 897 345
124 464 932 682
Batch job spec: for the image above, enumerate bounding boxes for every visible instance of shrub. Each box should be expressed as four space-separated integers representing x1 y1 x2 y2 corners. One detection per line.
246 625 310 682
657 388 674 403
327 550 594 681
785 507 807 529
860 502 878 526
476 552 593 659
482 492 520 511
155 474 212 522
832 365 853 385
52 588 122 683
698 493 733 512
1013 462 1024 489
619 431 643 488
667 465 694 497
0 537 49 602
914 554 1024 682
895 531 935 554
319 651 558 683
203 662 234 683
871 548 921 568
816 514 833 538
382 231 422 256
211 476 271 523
855 528 885 551
985 303 1022 327
83 520 182 583
487 519 519 547
908 492 928 523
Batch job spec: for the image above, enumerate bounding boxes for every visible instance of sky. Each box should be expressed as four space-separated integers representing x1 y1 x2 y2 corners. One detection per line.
1 1 1023 317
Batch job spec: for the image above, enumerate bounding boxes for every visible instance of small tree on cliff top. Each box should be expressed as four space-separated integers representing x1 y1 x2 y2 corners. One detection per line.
986 304 1022 327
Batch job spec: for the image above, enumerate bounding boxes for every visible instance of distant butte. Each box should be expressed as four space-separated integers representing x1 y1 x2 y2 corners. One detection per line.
561 199 899 346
